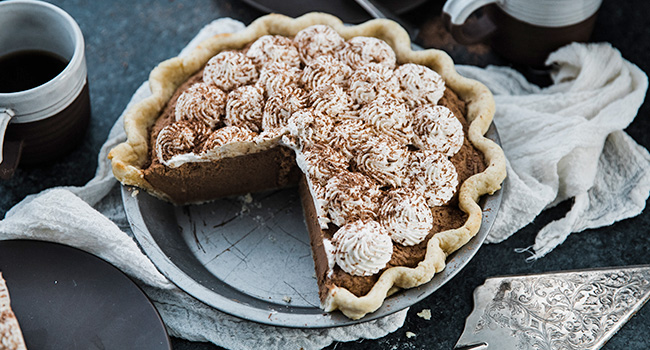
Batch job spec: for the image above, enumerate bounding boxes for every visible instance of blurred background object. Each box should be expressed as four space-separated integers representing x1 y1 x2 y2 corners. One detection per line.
442 0 602 68
239 0 428 23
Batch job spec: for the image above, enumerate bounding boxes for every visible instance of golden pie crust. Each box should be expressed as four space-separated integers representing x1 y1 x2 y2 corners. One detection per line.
109 12 507 319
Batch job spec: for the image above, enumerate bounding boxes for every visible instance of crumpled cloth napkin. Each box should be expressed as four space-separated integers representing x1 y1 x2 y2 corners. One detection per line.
0 17 648 349
457 43 649 259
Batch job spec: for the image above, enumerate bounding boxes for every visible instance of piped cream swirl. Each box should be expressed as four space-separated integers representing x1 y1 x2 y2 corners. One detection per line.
327 119 375 160
262 85 308 133
407 150 458 206
297 143 349 185
332 220 393 276
379 188 433 246
301 55 352 91
325 171 381 226
156 121 207 165
203 51 258 91
411 105 464 157
394 63 445 108
283 109 335 148
201 125 257 152
225 85 265 132
354 136 408 188
360 96 413 144
309 84 353 119
294 25 345 64
246 35 301 68
174 82 226 128
347 63 400 106
256 61 302 97
337 36 396 70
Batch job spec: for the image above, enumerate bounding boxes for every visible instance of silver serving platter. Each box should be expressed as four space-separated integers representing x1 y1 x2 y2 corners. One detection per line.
122 124 502 328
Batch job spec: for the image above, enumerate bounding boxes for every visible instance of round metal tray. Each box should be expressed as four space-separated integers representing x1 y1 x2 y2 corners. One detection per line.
122 124 502 328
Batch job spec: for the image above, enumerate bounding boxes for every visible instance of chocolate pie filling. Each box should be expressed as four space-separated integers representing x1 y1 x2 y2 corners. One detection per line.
143 66 485 297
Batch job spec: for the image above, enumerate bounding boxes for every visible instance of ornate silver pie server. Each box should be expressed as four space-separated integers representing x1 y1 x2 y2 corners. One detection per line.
455 265 650 350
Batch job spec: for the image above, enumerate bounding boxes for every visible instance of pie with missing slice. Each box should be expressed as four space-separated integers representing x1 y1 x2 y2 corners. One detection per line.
109 13 506 319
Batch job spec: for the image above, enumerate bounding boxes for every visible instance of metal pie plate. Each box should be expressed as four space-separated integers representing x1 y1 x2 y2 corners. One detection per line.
122 124 502 328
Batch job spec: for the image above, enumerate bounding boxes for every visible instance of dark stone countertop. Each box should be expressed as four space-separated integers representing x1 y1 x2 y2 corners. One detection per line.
1 0 648 349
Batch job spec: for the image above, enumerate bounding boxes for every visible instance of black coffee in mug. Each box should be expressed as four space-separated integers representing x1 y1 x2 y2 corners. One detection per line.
0 0 90 179
0 49 69 93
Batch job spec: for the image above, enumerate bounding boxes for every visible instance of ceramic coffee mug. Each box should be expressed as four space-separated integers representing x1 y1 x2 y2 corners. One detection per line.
0 0 90 179
442 0 602 68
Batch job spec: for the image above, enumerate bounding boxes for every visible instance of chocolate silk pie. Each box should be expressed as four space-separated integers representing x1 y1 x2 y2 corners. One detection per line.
0 273 27 350
109 13 506 319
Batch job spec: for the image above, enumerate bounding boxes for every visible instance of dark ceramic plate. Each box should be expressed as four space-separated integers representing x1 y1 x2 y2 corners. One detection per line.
0 240 171 350
239 0 429 23
121 124 502 328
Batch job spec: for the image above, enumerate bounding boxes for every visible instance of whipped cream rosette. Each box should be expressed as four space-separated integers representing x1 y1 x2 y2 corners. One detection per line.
174 82 226 128
224 85 265 132
203 51 258 91
360 96 413 145
394 63 445 108
262 85 308 133
297 143 349 185
246 34 301 68
309 84 353 120
294 24 345 64
347 63 400 106
379 188 434 246
328 119 375 160
201 126 257 153
332 220 393 277
325 171 381 227
155 121 208 166
407 150 459 206
256 61 302 97
354 136 409 188
411 105 464 156
337 36 396 70
284 108 335 148
301 55 352 91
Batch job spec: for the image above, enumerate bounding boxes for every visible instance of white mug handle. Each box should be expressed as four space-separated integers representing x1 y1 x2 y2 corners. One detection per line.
443 0 500 25
442 0 501 45
0 108 15 165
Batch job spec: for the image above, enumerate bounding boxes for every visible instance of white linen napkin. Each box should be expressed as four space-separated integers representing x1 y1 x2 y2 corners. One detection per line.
456 43 649 259
0 17 648 349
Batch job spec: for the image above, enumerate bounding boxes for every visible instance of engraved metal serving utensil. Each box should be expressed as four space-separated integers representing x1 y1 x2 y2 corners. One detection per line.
455 265 650 350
